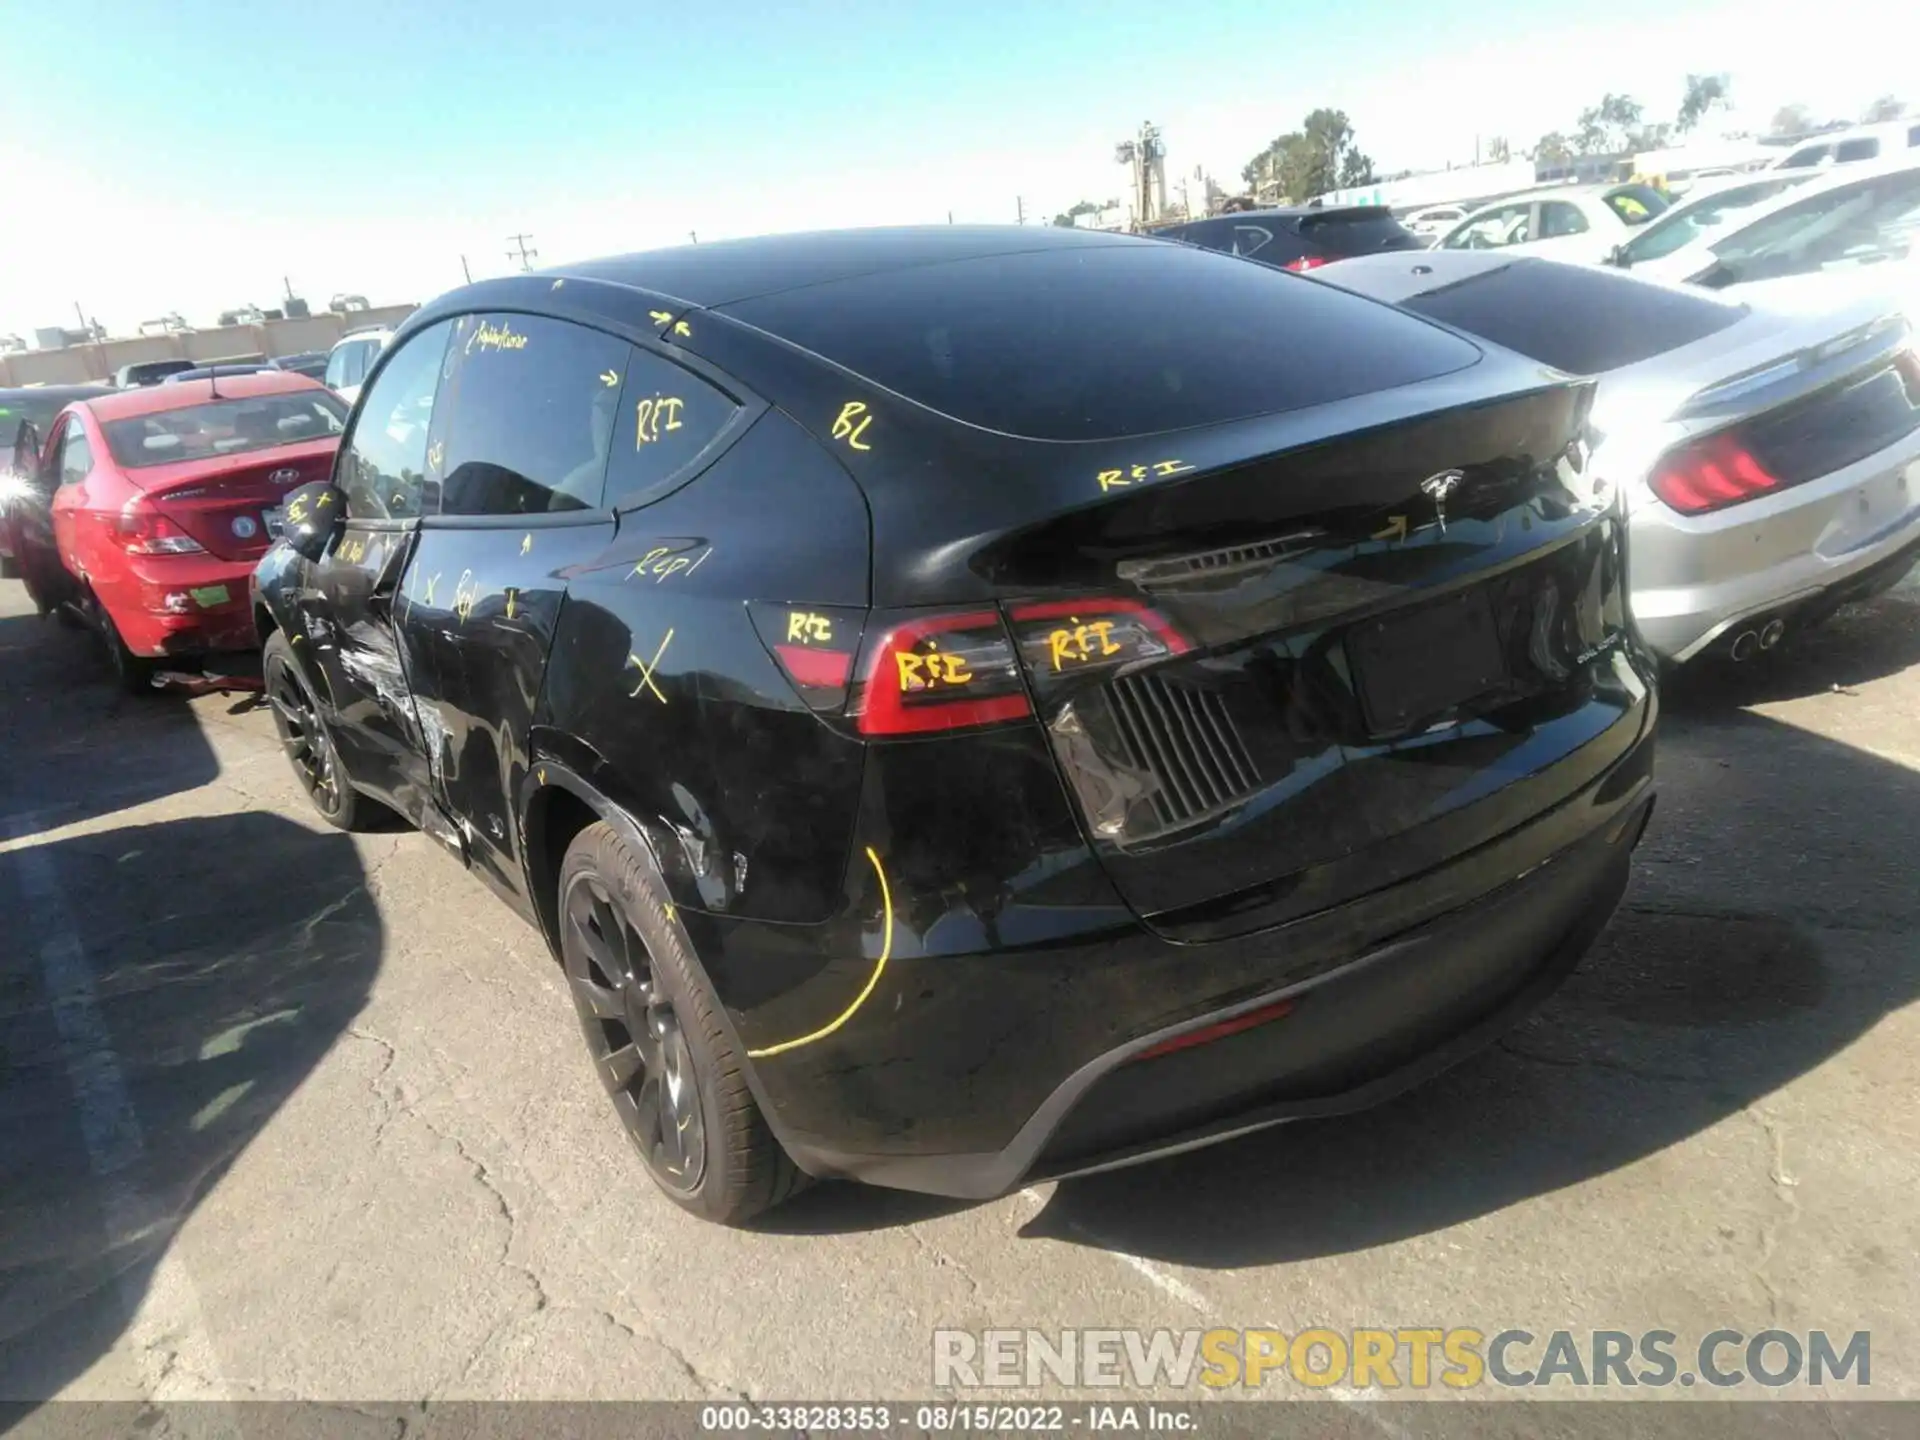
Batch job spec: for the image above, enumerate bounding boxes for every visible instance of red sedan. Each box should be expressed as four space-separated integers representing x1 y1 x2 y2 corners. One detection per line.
16 372 347 689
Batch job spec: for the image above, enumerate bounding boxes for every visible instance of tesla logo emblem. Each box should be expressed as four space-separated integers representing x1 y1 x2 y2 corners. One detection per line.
270 468 300 484
1420 469 1465 530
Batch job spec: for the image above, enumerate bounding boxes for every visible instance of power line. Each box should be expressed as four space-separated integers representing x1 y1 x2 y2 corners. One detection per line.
506 233 539 271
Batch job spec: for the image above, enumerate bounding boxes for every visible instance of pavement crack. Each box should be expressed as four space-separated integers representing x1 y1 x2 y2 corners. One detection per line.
1495 1039 1721 1090
1746 1106 1803 1326
905 1225 985 1303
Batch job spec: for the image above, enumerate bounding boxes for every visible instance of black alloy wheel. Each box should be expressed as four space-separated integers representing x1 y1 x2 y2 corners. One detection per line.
262 631 362 829
562 868 707 1193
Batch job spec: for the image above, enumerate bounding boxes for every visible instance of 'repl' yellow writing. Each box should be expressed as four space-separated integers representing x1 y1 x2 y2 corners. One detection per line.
1097 458 1194 493
453 569 481 622
1047 619 1121 671
635 395 686 446
466 320 528 355
831 401 874 452
629 544 712 582
895 650 973 691
786 611 833 644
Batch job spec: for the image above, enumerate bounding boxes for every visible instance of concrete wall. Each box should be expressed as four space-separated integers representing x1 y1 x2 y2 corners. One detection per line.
0 304 419 388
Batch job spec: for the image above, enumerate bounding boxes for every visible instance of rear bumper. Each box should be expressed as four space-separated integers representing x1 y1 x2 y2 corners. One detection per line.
767 716 1657 1201
1629 428 1920 662
108 558 262 657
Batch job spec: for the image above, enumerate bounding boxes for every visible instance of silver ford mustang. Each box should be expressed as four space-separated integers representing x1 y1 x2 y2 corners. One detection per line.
1313 250 1920 664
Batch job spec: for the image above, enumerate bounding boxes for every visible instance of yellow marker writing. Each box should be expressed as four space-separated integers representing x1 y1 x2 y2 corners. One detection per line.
504 588 518 620
427 440 444 472
831 401 873 452
634 396 686 446
747 847 893 1059
421 572 441 606
466 320 528 355
600 370 619 388
786 611 833 643
520 533 532 556
649 310 673 326
316 492 333 508
627 629 674 703
673 320 691 338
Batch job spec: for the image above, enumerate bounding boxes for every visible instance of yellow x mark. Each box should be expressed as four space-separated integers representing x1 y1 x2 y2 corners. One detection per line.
627 628 675 703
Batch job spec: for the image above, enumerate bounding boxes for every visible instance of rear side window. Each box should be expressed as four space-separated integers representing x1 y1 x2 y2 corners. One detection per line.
1540 201 1590 238
58 425 91 485
432 313 631 515
1298 210 1424 256
1444 203 1532 250
1400 259 1745 375
1835 138 1880 163
720 243 1481 442
602 350 740 509
1232 224 1273 257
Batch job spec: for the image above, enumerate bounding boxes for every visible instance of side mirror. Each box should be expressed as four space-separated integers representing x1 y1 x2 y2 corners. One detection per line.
280 480 346 563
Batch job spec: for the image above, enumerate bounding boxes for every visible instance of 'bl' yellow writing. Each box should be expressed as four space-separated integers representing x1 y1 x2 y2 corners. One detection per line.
787 611 833 643
635 395 686 446
896 650 972 691
831 402 873 452
1049 620 1121 671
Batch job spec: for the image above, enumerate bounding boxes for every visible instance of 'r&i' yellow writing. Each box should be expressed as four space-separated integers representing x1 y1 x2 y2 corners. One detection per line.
787 612 833 644
1048 620 1121 671
1097 459 1195 493
635 395 686 446
896 650 972 691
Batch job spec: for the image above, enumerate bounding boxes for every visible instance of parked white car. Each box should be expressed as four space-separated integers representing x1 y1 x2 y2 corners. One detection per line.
1435 183 1671 264
1769 119 1920 173
1609 171 1818 282
1635 155 1920 298
1402 203 1469 240
322 326 392 405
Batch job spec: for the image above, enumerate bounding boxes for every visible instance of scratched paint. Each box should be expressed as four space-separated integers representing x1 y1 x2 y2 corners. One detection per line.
746 847 894 1059
1096 459 1194 493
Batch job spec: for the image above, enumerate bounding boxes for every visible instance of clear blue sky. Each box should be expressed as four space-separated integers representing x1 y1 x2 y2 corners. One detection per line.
0 0 1900 335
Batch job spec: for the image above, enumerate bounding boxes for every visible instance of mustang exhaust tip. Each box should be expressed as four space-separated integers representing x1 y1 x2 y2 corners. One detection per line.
1759 618 1787 651
1729 630 1760 662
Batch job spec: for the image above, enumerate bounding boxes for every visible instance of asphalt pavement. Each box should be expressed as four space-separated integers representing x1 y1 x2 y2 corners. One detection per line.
2 570 1917 1425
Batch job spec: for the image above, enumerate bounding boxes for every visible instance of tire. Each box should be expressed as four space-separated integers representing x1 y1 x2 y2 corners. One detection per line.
262 630 368 831
557 821 806 1225
94 597 157 695
0 553 17 580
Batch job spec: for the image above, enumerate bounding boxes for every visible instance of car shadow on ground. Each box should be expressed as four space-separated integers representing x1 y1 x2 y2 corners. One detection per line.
1661 586 1920 712
0 609 222 843
772 591 1920 1258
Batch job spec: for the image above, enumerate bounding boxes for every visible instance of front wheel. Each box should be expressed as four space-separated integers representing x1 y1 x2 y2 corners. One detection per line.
557 821 806 1225
262 630 367 830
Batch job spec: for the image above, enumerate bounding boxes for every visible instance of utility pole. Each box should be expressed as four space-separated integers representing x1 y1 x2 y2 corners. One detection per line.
506 233 538 271
461 255 473 284
1015 195 1026 225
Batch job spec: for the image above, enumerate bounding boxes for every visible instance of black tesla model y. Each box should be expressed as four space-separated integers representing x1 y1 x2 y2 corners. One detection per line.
252 225 1657 1224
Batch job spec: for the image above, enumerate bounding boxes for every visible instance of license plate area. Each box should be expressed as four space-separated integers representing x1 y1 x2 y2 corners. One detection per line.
1345 586 1507 736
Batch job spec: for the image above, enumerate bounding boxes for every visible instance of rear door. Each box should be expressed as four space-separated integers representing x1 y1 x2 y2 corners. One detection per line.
394 312 635 904
294 319 455 826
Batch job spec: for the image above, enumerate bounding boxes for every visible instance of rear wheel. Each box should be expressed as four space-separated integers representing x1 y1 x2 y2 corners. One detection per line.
557 821 805 1225
92 596 156 695
262 630 366 830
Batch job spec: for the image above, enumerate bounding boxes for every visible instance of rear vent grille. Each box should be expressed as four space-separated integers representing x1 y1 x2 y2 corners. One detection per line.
1117 531 1325 587
1107 674 1261 833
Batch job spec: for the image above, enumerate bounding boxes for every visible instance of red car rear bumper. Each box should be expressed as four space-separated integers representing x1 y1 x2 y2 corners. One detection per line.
107 557 261 657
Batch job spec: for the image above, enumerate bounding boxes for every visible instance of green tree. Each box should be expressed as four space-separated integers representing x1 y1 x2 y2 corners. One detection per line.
1677 74 1731 133
1575 93 1644 154
1533 131 1574 165
1771 103 1814 136
1241 108 1372 201
1862 95 1907 122
1051 199 1111 227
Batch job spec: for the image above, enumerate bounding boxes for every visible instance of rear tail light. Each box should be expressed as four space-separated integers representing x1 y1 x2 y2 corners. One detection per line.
1897 346 1920 402
849 610 1031 736
1647 431 1782 516
1008 598 1191 681
1284 256 1330 273
115 497 206 555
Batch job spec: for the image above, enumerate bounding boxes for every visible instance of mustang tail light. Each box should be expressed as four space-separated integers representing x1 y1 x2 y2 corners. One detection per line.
849 610 1031 736
1647 431 1783 516
115 497 206 555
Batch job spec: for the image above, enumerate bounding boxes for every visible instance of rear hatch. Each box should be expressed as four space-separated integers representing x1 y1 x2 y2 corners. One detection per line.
716 237 1646 938
1296 206 1428 260
123 439 338 561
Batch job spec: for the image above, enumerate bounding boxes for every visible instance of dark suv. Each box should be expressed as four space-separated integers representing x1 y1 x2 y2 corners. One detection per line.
1156 204 1428 271
254 225 1657 1224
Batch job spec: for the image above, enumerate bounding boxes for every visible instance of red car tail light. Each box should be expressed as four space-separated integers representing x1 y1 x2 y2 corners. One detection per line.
849 610 1033 736
1647 431 1783 516
1284 256 1330 273
1007 597 1192 681
115 496 207 555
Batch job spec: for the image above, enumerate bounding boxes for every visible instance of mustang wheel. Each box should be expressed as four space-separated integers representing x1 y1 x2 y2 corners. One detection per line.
262 631 365 830
558 821 805 1224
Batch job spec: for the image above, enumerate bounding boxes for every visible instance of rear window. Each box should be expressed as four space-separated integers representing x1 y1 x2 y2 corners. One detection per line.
1603 185 1670 226
721 243 1482 441
1297 210 1425 256
1399 260 1745 375
102 392 349 468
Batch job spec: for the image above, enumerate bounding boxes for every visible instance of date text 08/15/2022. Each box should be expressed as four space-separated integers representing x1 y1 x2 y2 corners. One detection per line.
698 1403 1196 1432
